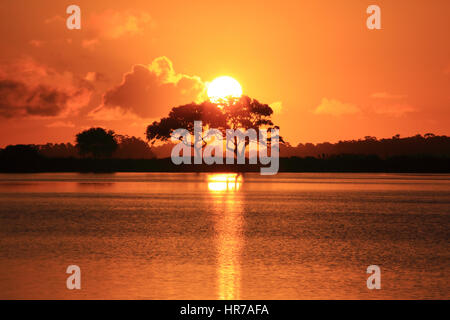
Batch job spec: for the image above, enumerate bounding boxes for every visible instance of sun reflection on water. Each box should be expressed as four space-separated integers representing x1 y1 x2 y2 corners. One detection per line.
207 173 244 299
207 173 242 192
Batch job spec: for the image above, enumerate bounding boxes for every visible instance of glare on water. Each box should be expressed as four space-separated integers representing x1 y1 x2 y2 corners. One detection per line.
207 173 242 192
208 173 244 299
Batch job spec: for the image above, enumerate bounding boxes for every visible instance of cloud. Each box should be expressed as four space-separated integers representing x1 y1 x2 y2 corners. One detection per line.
88 105 142 121
314 98 360 116
89 10 153 39
80 10 154 48
371 92 407 99
373 104 416 117
43 10 154 51
93 56 206 118
82 39 100 50
84 72 107 83
369 92 415 117
0 58 92 118
44 15 65 25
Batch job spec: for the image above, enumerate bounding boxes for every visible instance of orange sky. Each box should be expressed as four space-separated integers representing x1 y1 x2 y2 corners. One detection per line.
0 0 449 147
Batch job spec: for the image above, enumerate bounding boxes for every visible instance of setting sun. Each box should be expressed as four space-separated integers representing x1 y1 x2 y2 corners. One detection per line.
207 76 243 102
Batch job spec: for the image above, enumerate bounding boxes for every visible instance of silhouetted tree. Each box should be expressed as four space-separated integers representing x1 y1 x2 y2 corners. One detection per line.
146 101 226 145
114 135 155 159
76 128 118 158
0 144 42 171
282 134 450 158
0 145 41 160
146 95 282 158
38 143 78 158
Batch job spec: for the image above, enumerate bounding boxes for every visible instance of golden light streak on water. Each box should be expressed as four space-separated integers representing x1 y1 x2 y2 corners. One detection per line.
208 173 244 299
207 173 242 192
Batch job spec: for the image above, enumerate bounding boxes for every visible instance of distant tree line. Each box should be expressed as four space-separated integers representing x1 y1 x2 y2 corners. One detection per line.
1 131 449 161
279 133 450 159
150 133 450 159
0 130 449 173
0 128 155 160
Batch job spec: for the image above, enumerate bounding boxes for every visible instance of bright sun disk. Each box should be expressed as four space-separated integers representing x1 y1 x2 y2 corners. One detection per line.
207 76 242 102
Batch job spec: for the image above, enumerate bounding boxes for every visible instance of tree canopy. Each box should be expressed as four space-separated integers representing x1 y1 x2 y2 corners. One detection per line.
76 127 118 158
146 96 281 153
114 135 155 159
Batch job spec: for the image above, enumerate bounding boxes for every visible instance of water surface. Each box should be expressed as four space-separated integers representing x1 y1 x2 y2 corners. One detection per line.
0 173 448 299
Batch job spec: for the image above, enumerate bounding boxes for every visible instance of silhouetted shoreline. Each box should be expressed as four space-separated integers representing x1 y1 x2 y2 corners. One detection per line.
1 133 449 173
0 155 449 173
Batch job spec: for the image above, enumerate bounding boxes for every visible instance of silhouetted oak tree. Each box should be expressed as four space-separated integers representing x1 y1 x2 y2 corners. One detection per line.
146 96 282 156
76 127 118 158
114 135 155 159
